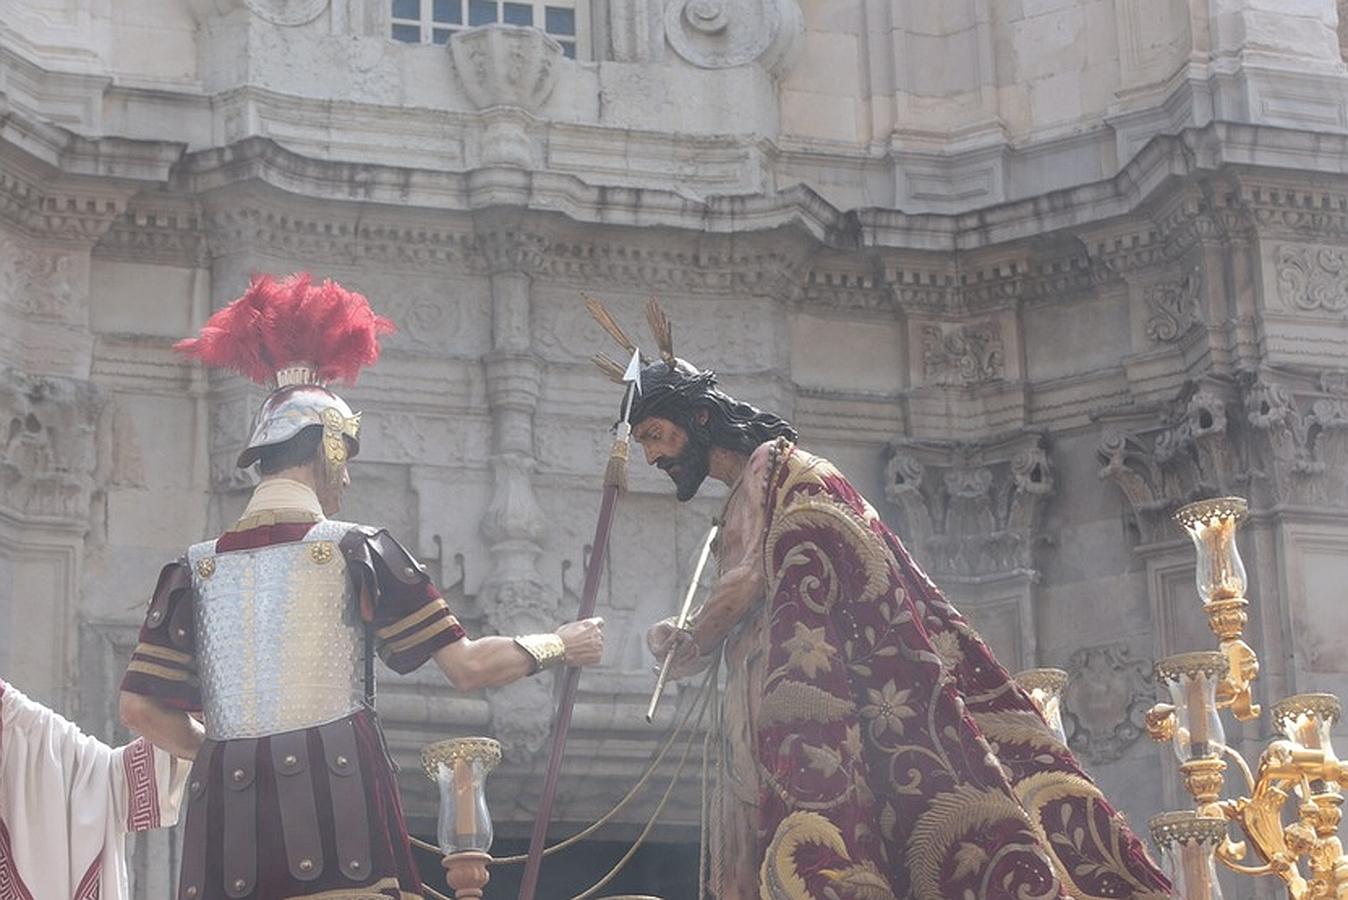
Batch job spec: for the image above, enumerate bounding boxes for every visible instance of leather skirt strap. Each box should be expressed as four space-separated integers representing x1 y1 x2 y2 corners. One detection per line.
271 728 325 882
177 740 213 900
317 716 372 882
221 738 259 898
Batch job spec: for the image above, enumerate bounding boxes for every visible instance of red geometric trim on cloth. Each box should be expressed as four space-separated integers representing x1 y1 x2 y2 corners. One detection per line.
74 852 102 900
123 737 161 832
0 818 36 900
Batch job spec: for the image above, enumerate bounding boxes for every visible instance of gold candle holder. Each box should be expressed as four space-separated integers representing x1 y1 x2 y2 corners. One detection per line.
423 738 502 899
1150 495 1348 900
1155 652 1228 764
1014 667 1069 745
1150 811 1228 900
1173 498 1260 721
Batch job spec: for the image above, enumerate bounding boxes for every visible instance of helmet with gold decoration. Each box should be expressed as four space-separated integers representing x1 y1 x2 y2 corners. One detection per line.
175 272 394 478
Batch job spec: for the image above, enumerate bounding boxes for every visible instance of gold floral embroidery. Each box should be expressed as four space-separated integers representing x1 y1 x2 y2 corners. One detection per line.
782 622 835 678
1014 771 1172 900
907 784 1052 900
759 679 857 728
928 629 963 671
860 681 917 739
803 743 843 779
760 812 899 900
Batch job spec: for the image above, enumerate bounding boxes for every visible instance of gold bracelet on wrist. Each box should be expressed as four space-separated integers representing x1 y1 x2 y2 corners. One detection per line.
514 633 567 674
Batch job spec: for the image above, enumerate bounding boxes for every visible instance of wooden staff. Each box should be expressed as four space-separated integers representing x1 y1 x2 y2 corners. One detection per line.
517 351 641 900
646 521 719 723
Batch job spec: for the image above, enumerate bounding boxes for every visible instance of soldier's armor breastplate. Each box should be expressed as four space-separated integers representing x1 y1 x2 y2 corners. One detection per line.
188 519 363 741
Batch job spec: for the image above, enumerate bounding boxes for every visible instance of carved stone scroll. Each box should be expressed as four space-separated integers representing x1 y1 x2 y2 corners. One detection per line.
1143 271 1202 343
1275 245 1348 313
664 0 803 75
920 321 1006 387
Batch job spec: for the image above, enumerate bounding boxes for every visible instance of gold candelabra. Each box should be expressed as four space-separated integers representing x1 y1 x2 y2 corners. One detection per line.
1145 497 1348 900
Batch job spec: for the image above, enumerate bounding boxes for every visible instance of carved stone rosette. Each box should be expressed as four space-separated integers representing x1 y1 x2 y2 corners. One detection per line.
664 0 803 76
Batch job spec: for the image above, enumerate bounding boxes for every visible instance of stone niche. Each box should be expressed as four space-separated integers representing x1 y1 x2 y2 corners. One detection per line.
883 430 1053 670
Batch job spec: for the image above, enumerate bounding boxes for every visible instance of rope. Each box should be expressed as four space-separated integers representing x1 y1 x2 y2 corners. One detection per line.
492 663 717 865
422 886 452 900
700 657 723 900
409 663 717 870
567 663 716 900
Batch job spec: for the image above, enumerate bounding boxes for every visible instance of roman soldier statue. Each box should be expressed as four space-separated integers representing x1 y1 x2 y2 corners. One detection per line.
591 300 1172 900
118 273 603 900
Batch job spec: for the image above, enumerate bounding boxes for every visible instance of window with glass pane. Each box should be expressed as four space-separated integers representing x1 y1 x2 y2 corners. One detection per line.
389 0 581 57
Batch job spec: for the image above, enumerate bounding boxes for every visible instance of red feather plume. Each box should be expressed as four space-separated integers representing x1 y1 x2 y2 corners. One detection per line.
175 273 396 386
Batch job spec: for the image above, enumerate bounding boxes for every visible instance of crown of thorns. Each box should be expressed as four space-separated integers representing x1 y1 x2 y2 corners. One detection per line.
586 295 676 380
585 295 718 422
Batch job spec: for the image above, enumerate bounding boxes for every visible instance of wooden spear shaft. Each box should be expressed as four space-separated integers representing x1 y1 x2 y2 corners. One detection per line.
517 388 635 900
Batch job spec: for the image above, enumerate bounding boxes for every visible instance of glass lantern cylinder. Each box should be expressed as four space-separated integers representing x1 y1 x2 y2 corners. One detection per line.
1014 667 1069 745
1173 498 1248 605
1149 811 1227 900
421 737 502 854
1272 693 1342 793
1154 652 1227 762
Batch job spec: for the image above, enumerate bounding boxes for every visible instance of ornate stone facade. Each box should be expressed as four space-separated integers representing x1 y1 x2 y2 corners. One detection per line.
3 1 1348 895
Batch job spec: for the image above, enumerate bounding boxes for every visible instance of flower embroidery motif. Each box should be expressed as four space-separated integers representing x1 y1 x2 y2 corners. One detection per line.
861 680 917 738
929 629 963 671
782 622 836 679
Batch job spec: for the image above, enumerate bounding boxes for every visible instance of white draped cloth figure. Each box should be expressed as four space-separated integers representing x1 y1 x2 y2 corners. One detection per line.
0 678 189 900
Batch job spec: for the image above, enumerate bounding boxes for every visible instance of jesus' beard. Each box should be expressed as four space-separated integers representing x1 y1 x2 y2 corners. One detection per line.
658 424 713 502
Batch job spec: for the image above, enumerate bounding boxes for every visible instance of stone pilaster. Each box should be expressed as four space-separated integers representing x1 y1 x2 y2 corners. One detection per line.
474 220 556 758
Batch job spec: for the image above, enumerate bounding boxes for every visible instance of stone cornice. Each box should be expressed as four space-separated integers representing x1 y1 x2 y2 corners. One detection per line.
95 201 207 265
1 116 1344 266
0 105 183 241
165 125 1348 255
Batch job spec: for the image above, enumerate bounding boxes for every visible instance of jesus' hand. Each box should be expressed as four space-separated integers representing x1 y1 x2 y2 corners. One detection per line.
646 616 709 680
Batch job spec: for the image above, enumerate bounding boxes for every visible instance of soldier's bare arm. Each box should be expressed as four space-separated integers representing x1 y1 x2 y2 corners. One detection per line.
433 616 604 691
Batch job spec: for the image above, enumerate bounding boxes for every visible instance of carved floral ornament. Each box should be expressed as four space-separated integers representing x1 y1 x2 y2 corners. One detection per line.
448 25 562 113
1097 371 1348 527
920 321 1005 386
1143 270 1203 344
1275 245 1348 313
0 367 143 523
